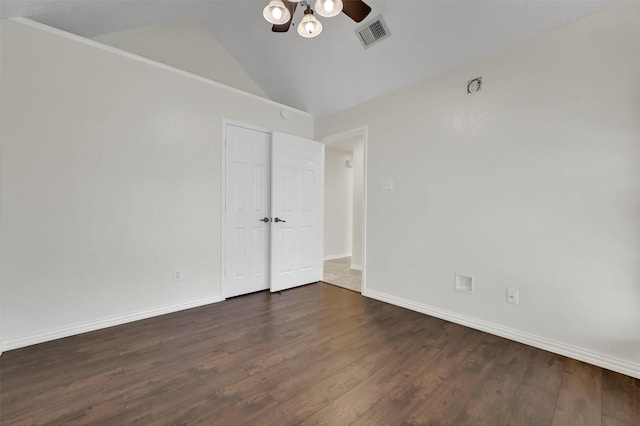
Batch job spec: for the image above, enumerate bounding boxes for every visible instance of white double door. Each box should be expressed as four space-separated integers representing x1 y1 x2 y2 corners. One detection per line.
224 124 324 298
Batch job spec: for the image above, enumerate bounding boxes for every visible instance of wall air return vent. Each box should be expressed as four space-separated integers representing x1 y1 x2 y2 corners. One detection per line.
356 15 390 48
455 273 474 295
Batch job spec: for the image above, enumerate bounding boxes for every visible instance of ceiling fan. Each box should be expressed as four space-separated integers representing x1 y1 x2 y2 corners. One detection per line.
263 0 372 38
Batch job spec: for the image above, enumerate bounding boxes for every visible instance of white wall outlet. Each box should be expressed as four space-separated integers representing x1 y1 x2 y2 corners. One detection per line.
173 270 183 282
507 288 519 304
455 273 474 294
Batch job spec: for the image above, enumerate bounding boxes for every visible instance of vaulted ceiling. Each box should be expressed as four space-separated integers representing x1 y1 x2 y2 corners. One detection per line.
1 0 614 117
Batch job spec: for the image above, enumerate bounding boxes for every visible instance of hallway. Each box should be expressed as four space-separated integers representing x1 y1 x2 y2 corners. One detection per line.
323 257 361 292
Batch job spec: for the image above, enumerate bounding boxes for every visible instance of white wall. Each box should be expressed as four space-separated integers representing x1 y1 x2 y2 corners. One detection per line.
0 18 313 350
316 3 640 378
93 21 266 98
324 147 353 259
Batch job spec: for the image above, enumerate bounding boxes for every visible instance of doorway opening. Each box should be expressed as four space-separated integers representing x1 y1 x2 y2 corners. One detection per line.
322 127 366 293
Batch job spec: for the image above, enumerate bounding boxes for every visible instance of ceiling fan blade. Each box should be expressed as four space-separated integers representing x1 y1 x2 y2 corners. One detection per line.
342 0 371 23
272 1 298 32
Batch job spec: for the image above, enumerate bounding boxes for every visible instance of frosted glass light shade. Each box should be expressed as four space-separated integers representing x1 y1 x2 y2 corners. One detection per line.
263 0 291 25
297 12 323 38
315 0 343 18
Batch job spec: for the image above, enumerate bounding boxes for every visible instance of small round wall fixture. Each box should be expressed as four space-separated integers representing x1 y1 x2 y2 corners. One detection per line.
281 109 290 119
467 77 482 94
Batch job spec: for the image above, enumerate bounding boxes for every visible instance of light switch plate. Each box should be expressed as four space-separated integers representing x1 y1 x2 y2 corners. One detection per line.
379 179 394 191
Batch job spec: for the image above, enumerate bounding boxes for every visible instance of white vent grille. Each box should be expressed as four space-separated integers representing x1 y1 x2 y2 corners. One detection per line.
356 15 390 48
455 273 474 294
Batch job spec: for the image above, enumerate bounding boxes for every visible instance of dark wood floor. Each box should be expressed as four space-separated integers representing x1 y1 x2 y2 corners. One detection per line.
1 283 638 425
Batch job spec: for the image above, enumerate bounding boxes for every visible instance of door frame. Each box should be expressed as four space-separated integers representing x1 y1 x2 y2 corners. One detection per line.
320 126 369 294
220 119 274 299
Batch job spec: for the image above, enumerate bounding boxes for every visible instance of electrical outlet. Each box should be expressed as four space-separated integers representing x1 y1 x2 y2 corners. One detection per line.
507 288 519 304
173 270 183 282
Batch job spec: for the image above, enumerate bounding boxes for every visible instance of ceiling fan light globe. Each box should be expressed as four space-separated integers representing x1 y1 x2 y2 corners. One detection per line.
315 0 343 17
263 0 291 25
297 12 323 38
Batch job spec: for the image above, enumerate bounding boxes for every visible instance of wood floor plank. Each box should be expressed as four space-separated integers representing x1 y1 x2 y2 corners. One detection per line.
350 331 503 425
257 363 372 425
1 283 638 426
452 340 536 425
501 349 566 426
344 326 484 425
601 368 640 426
552 358 603 426
302 321 477 425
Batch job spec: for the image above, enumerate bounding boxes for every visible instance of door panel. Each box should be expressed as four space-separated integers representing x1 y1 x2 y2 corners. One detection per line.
224 125 271 298
270 132 324 292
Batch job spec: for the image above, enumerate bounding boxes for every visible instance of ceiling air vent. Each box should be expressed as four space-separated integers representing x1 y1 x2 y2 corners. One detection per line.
356 15 390 49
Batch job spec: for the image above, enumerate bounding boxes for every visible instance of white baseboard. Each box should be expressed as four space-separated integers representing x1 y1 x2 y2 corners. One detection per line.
324 253 352 261
363 288 640 379
1 295 225 352
350 264 362 271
